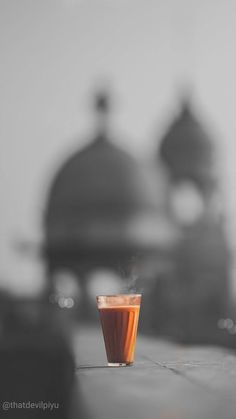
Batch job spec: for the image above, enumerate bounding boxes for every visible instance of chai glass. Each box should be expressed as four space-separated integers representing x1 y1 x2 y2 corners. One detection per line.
96 294 141 367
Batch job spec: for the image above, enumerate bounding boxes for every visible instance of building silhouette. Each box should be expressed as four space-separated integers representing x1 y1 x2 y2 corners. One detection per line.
150 97 231 342
43 89 231 341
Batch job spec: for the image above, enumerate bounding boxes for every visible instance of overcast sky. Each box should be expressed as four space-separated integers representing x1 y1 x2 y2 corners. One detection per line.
1 0 236 293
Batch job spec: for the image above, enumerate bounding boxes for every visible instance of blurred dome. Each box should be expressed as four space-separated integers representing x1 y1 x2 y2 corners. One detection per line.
45 134 159 250
44 89 177 260
159 99 216 192
47 136 151 218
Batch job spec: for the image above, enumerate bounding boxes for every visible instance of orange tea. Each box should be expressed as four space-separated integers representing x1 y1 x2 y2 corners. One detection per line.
97 295 141 366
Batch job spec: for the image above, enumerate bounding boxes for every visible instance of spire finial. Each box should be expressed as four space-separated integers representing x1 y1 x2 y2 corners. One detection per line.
94 89 110 114
92 83 112 140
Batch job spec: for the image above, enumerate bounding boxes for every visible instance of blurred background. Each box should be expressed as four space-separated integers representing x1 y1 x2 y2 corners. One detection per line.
1 0 236 379
3 1 236 416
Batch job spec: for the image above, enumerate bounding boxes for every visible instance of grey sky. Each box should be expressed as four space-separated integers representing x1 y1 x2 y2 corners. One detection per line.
1 0 236 292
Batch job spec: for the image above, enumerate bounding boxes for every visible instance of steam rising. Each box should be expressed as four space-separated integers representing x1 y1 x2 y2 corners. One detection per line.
121 255 143 294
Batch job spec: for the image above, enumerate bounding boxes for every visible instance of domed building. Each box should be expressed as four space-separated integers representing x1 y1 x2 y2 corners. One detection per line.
44 90 167 318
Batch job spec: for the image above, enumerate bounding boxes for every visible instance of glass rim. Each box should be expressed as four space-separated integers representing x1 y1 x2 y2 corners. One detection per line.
96 293 142 299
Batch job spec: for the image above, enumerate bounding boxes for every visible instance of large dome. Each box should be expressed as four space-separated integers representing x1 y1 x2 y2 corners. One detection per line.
45 134 159 249
47 136 149 217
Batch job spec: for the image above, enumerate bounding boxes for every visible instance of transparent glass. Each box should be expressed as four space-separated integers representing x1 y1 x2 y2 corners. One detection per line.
96 294 141 367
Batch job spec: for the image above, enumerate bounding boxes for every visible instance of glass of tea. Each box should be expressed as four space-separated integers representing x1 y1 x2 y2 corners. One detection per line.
96 294 141 367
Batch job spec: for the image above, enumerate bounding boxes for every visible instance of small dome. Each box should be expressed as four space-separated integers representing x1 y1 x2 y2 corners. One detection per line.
158 100 216 191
